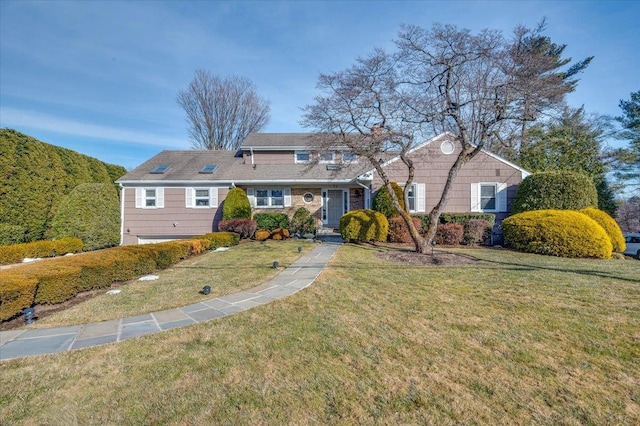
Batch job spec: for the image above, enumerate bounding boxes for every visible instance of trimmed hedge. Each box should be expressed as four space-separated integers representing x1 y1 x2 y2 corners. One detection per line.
217 219 257 239
222 187 251 220
339 209 388 243
49 183 121 250
0 224 25 245
253 213 290 231
511 171 598 214
579 207 626 253
372 182 405 219
503 210 612 259
413 213 495 234
464 219 493 246
0 237 83 265
0 232 239 322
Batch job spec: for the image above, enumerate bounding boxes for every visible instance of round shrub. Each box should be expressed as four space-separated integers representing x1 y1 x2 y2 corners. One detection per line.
339 209 388 243
253 212 289 231
388 216 423 243
290 207 316 235
49 183 120 250
463 219 493 245
511 171 598 214
503 210 612 258
222 187 251 220
579 207 626 253
434 223 464 245
372 182 405 218
217 219 257 240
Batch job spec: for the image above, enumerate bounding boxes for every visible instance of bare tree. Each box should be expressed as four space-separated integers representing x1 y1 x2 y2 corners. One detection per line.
302 22 589 254
177 70 270 150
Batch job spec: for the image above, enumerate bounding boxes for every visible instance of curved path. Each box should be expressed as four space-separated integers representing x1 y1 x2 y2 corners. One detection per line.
0 243 340 361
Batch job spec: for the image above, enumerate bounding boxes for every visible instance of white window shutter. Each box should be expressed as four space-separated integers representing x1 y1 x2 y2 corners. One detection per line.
247 188 255 207
284 188 292 207
470 184 480 212
135 188 144 208
497 183 508 212
416 183 426 212
156 188 164 208
185 188 194 208
211 188 219 207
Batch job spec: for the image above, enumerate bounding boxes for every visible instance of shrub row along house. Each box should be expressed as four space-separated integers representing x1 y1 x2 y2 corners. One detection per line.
116 132 530 245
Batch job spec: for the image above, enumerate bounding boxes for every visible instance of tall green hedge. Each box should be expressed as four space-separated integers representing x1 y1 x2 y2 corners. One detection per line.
49 183 121 250
0 129 127 242
511 171 598 214
222 187 252 220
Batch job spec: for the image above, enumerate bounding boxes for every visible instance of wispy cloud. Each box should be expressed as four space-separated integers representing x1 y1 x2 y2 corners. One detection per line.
0 108 188 149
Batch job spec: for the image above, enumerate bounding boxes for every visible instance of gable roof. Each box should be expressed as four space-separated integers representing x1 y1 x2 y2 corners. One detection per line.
116 147 372 185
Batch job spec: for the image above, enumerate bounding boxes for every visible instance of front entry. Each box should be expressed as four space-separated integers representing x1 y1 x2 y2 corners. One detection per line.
323 189 347 228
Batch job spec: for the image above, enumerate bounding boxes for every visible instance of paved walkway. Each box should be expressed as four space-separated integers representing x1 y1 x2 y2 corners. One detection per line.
0 242 340 361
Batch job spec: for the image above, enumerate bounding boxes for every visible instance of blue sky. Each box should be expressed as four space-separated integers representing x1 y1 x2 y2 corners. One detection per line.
1 0 638 170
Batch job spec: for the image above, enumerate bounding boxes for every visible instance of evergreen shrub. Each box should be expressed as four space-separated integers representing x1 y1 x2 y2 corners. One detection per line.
49 183 120 250
0 237 83 265
290 207 316 235
339 209 388 243
222 188 252 220
253 213 289 231
503 209 612 258
200 232 241 248
434 223 464 245
0 274 38 321
0 224 25 245
511 171 598 214
217 219 257 239
579 207 626 252
372 182 405 218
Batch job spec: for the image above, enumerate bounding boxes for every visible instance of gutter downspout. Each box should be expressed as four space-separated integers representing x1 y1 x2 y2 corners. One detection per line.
119 184 125 246
250 147 254 165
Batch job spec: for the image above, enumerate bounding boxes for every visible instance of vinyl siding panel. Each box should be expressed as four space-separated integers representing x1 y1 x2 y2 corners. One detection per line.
121 187 229 245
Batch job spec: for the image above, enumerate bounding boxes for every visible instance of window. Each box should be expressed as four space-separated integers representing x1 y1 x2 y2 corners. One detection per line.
343 152 358 163
295 151 311 164
471 183 507 212
303 192 314 203
145 189 156 207
402 183 425 213
150 164 170 174
199 164 217 174
440 140 455 155
186 188 218 208
406 185 416 212
319 151 335 163
248 188 291 208
135 188 164 209
480 185 496 210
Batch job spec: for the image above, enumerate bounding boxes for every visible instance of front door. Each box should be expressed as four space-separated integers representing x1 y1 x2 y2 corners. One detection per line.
325 189 345 228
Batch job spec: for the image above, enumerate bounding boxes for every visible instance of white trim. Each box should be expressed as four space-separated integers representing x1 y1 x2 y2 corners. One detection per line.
318 151 336 164
294 151 311 164
284 188 292 207
247 188 256 207
120 185 125 245
416 183 426 213
472 182 507 213
185 187 218 209
135 187 163 209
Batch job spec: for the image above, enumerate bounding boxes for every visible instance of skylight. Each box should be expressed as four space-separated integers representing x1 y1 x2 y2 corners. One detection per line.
150 164 170 174
199 164 218 174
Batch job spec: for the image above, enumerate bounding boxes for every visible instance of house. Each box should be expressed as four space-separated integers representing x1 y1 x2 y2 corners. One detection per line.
116 132 530 245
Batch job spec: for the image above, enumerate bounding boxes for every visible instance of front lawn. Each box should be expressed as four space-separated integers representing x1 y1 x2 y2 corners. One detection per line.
1 244 638 424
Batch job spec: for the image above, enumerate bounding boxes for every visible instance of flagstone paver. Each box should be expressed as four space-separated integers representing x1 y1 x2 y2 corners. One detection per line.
0 242 339 361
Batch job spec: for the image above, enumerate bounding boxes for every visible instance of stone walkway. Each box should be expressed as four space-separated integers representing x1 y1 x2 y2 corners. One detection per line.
0 242 340 361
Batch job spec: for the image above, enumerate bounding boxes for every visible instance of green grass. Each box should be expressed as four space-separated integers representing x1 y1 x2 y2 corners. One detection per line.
1 244 638 425
31 239 316 328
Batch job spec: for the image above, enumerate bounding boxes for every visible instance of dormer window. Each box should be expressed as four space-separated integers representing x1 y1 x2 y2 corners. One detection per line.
150 164 170 174
199 164 217 174
319 151 335 164
295 151 311 164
